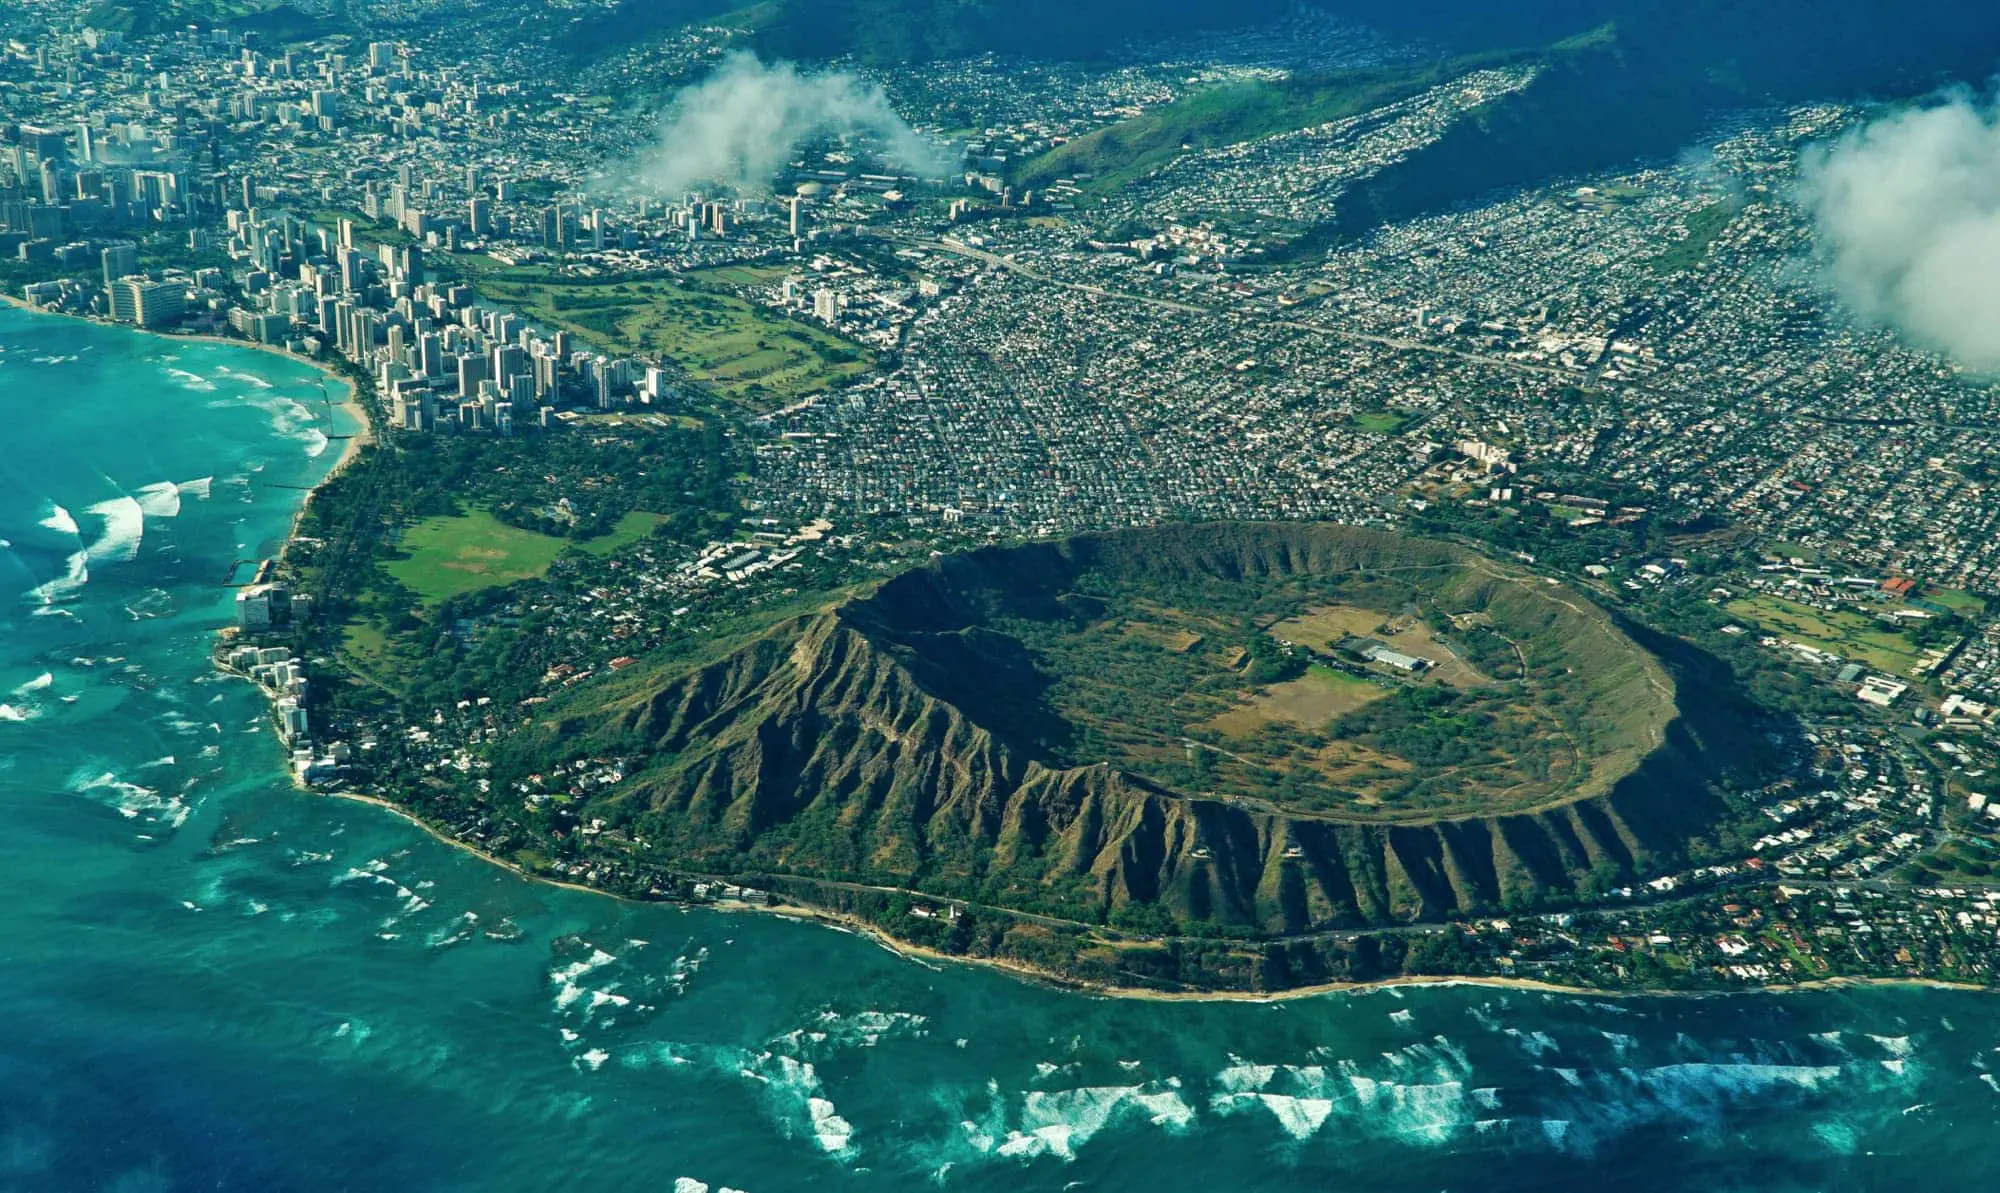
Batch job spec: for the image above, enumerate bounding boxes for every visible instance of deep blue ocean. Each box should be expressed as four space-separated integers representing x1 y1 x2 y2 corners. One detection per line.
2 301 1998 1191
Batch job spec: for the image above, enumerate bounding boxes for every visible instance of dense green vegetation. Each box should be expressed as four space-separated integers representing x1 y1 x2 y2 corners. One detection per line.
530 0 1285 65
288 414 736 701
82 0 330 38
751 0 1285 64
1646 196 1744 275
288 522 1788 991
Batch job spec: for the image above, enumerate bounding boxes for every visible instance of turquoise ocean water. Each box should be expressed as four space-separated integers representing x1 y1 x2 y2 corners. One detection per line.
2 300 1998 1192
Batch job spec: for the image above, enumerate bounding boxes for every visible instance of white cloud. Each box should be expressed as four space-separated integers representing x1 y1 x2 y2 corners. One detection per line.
633 52 949 195
1801 97 2000 370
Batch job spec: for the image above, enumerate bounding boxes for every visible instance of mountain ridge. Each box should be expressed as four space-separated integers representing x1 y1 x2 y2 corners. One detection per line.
517 524 1765 938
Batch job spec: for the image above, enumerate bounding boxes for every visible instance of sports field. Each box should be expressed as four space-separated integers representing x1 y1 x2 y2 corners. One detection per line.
385 508 568 605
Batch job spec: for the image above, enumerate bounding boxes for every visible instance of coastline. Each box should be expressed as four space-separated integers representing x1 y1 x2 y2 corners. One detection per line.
320 791 1994 1005
0 296 376 546
10 299 1980 1008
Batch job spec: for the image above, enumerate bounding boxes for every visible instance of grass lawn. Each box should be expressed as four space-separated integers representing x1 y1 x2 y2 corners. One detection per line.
1766 540 1822 563
386 508 570 607
339 619 398 687
342 508 671 688
475 271 873 409
1926 587 1990 616
578 511 672 556
1725 592 1929 676
1647 197 1743 275
386 507 679 604
686 264 790 288
1350 410 1411 434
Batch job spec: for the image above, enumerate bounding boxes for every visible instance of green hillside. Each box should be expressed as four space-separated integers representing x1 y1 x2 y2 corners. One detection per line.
1005 0 2000 239
83 0 330 38
1012 54 1528 193
751 0 1287 64
1324 1 2000 237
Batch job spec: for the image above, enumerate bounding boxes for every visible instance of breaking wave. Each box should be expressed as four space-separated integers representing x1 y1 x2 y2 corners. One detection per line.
65 766 190 830
38 501 79 537
84 496 144 564
216 363 275 389
1210 1039 1479 1146
27 550 89 605
231 392 327 456
135 482 182 518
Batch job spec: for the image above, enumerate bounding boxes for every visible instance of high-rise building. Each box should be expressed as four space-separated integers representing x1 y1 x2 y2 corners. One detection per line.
468 195 491 235
100 242 137 287
276 697 309 742
20 124 65 161
491 344 525 386
337 246 364 293
813 288 838 323
417 332 443 378
456 353 487 399
110 278 186 328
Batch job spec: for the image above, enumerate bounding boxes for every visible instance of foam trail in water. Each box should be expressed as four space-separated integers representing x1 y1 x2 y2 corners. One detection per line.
217 364 274 389
177 476 213 501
